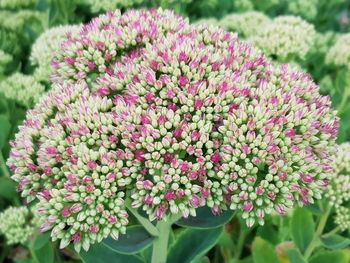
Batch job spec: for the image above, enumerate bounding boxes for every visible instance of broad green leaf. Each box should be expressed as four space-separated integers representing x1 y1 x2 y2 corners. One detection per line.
321 234 350 249
34 242 54 263
0 177 16 199
305 203 322 216
309 250 348 263
0 114 11 149
167 226 223 263
80 243 144 263
33 233 51 250
176 207 234 228
256 222 280 245
290 208 315 253
285 248 307 263
252 237 280 263
102 225 154 255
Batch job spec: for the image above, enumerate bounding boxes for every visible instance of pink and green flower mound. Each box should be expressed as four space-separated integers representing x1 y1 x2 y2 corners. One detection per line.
7 9 338 251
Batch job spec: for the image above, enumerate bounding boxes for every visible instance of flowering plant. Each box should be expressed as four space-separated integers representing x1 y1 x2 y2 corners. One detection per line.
4 8 341 263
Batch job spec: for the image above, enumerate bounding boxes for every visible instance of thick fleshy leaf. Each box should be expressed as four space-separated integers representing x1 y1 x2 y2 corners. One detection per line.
167 226 223 263
321 234 350 249
285 248 307 263
80 243 144 263
309 250 348 263
33 233 51 250
0 177 16 200
290 208 315 253
251 237 280 263
34 242 54 263
102 225 154 254
175 207 234 228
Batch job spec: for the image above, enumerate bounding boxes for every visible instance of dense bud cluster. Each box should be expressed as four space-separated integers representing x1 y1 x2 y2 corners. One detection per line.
0 206 37 245
51 9 188 84
327 143 350 232
326 33 350 69
0 72 45 108
7 9 338 251
220 12 271 38
250 16 316 61
31 25 81 81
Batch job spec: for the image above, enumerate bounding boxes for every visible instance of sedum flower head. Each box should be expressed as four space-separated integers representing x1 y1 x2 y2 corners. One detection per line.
334 206 350 232
326 33 350 69
327 143 350 232
51 9 189 84
250 16 316 61
31 25 81 81
219 11 271 39
7 9 338 250
0 73 45 108
86 0 143 13
0 206 36 245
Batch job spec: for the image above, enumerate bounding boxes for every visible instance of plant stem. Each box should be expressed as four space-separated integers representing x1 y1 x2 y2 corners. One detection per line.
233 228 247 260
304 205 331 259
337 86 350 115
0 151 10 178
151 220 172 263
322 226 340 238
125 200 159 237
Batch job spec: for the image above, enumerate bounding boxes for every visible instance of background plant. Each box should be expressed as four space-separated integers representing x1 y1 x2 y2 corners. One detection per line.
0 1 349 263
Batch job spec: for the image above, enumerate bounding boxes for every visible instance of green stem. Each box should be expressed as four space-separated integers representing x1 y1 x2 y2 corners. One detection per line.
151 214 182 263
322 226 340 238
0 151 10 178
125 200 159 237
304 205 331 259
151 220 172 263
233 228 247 260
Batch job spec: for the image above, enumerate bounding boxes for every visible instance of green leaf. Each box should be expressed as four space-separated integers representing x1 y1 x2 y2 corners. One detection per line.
252 237 280 263
33 233 51 250
176 207 234 228
34 242 54 263
305 203 322 216
0 114 11 149
0 177 16 199
309 250 348 263
256 222 280 245
102 225 154 255
167 226 223 263
285 248 307 263
321 234 350 249
80 243 144 263
290 208 315 253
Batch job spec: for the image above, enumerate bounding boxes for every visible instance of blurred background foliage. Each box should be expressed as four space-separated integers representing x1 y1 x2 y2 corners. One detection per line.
0 0 349 263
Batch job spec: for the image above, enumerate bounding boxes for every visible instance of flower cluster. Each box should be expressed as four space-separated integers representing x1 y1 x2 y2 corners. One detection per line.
7 9 338 251
0 206 37 245
219 11 271 39
51 9 189 84
249 16 316 61
0 73 45 108
326 33 350 69
327 143 350 232
31 25 81 81
86 0 143 13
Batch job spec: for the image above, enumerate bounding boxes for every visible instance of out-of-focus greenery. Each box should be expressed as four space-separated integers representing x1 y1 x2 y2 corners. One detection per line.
0 0 349 263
